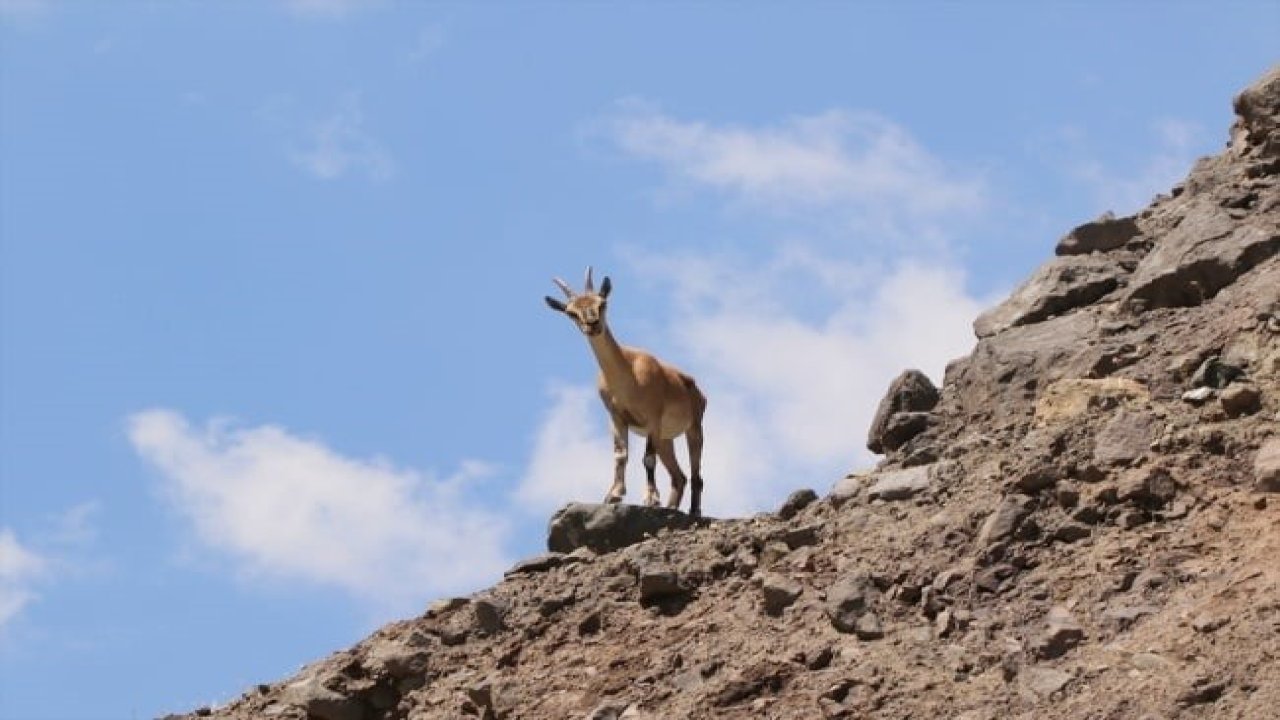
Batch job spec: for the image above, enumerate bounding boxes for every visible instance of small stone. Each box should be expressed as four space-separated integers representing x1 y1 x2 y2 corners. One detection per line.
1102 604 1159 628
935 608 953 638
1182 387 1215 404
1053 522 1091 543
825 574 878 634
1035 606 1085 659
778 489 818 519
1220 384 1261 417
760 574 803 616
1012 465 1058 494
977 496 1034 546
505 552 565 576
426 597 469 617
1192 613 1229 633
759 541 791 567
637 567 683 603
1177 675 1228 706
279 676 364 720
473 595 508 634
867 465 933 502
578 610 602 636
1254 439 1280 493
1117 467 1178 510
782 524 820 549
853 612 884 640
1020 667 1072 701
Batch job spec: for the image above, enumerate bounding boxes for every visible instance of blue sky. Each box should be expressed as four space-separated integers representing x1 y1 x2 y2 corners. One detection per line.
0 2 1275 718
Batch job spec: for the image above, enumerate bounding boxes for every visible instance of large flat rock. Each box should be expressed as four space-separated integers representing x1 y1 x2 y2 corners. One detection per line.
547 502 700 554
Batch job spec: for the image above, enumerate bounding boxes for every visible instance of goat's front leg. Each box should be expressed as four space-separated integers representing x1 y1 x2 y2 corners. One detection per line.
604 412 628 504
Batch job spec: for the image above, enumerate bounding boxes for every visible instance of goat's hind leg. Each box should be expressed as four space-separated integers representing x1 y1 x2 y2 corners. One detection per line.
642 434 660 507
657 439 688 511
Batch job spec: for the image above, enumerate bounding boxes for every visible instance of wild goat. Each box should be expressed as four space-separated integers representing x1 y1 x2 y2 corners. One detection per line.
544 267 707 516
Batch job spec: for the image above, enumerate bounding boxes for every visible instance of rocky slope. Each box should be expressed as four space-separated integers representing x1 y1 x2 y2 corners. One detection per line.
171 67 1280 720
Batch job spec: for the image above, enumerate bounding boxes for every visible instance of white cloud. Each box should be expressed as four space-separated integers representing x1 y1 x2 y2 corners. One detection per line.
602 102 986 238
288 93 394 182
127 410 511 610
283 0 381 19
517 384 614 514
0 529 47 629
1062 118 1206 214
520 105 994 518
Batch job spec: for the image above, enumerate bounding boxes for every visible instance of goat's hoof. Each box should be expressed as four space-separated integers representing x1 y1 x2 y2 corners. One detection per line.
605 495 623 504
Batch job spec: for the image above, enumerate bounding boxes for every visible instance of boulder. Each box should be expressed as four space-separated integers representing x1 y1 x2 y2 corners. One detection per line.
974 254 1123 338
279 676 364 720
825 573 879 635
547 503 698 554
760 573 803 616
1231 64 1280 153
977 495 1034 546
1123 202 1279 312
1055 212 1142 256
866 464 934 502
867 370 940 454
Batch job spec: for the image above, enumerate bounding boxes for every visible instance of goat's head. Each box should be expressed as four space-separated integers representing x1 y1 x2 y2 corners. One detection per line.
544 266 613 336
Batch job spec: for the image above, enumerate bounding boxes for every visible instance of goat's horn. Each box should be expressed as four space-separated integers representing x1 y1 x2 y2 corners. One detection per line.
552 277 575 298
584 266 594 292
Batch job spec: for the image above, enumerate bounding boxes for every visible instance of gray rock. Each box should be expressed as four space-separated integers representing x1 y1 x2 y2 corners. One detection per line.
1094 410 1159 466
825 573 879 635
1254 439 1280 493
1117 467 1178 510
1035 606 1085 659
1055 212 1142 256
1020 667 1072 701
473 596 508 635
504 552 565 576
867 370 940 454
853 612 884 640
977 495 1034 546
880 412 936 452
547 503 698 554
760 573 802 616
279 676 364 720
1232 65 1280 150
974 254 1122 338
637 566 683 602
1102 604 1159 628
1052 522 1091 544
466 678 517 719
777 488 818 519
867 465 933 501
364 639 429 678
1124 204 1279 312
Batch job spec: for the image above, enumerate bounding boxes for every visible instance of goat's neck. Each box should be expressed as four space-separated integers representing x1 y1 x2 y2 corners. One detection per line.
586 324 637 393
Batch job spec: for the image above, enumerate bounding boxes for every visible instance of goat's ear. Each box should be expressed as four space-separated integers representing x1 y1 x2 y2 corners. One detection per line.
544 296 567 312
599 276 612 298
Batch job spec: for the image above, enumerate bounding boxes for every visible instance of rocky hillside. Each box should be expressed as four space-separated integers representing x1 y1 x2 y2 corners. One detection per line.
171 67 1280 720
